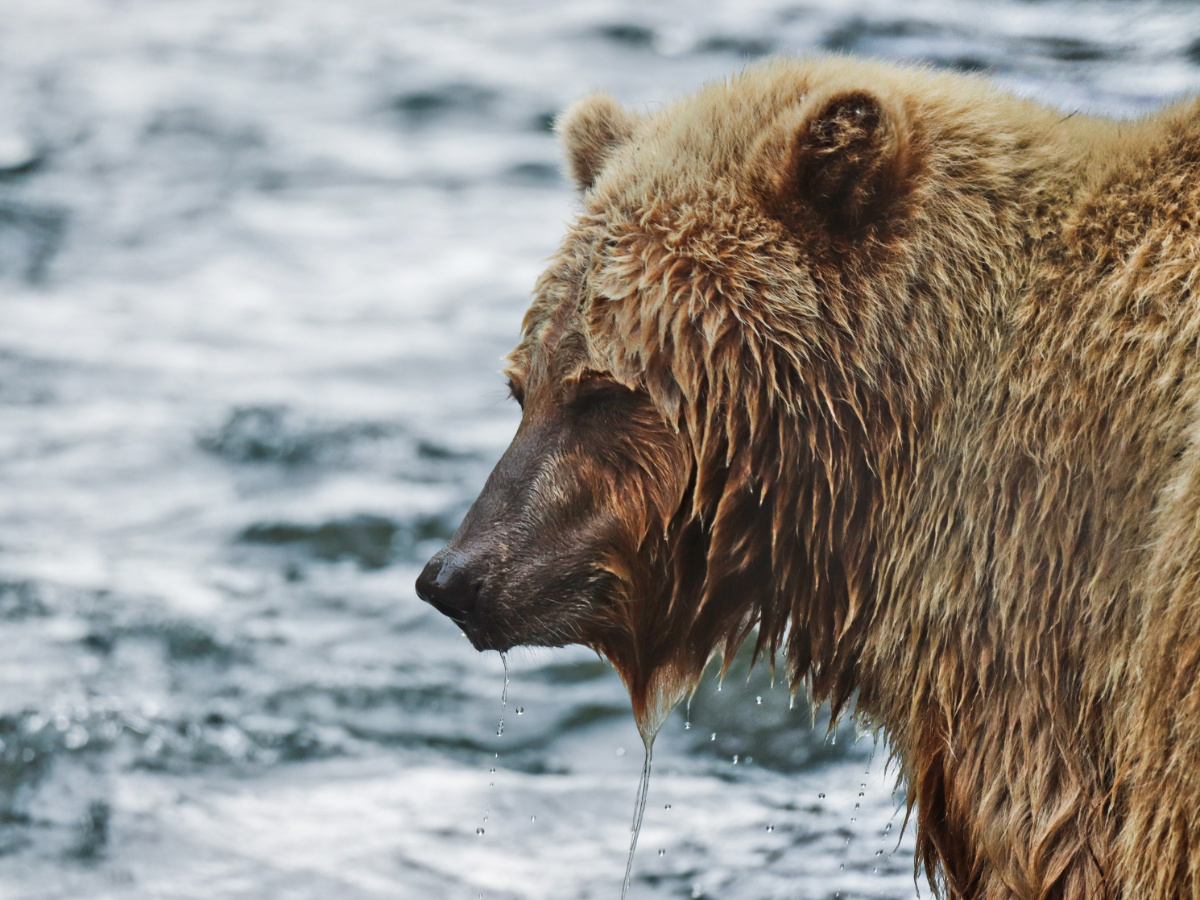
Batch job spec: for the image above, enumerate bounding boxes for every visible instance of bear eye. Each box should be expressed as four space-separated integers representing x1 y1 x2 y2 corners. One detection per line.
569 375 632 417
507 378 525 409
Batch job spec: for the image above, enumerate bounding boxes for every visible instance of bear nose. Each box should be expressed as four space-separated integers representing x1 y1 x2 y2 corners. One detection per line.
415 552 481 624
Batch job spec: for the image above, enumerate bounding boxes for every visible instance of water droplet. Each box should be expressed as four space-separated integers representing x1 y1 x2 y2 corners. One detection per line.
745 756 753 765
831 733 837 745
476 827 485 836
876 850 883 857
710 732 716 741
850 817 857 824
755 696 762 705
766 825 774 832
483 814 488 822
489 768 496 774
530 815 536 823
818 792 826 799
664 804 672 810
516 707 524 716
684 721 691 730
732 754 739 765
658 848 665 856
839 864 845 872
616 747 627 757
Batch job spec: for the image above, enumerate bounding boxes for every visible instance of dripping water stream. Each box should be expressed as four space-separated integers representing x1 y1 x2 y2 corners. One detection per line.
498 652 509 737
480 653 511 841
620 735 654 900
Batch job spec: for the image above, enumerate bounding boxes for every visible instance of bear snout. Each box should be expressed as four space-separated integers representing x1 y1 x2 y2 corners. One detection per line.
416 551 483 628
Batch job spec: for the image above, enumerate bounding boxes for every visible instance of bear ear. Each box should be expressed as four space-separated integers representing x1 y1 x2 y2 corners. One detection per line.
775 87 912 230
556 93 637 192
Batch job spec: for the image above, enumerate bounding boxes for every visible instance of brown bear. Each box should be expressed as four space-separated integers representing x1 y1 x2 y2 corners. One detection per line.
416 56 1200 899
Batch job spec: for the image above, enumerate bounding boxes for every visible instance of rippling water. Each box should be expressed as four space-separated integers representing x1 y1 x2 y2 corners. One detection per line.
2 1 1198 898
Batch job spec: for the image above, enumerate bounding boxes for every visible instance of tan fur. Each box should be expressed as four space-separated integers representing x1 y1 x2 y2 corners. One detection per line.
494 58 1200 898
556 93 638 191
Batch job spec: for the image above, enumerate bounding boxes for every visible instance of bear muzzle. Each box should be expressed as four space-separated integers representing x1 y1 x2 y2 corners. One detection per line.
416 549 516 652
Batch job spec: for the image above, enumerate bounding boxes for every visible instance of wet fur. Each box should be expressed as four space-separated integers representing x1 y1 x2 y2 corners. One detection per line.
501 58 1200 898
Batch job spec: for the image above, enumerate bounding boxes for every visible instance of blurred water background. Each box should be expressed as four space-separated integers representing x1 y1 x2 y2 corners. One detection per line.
2 1 1199 898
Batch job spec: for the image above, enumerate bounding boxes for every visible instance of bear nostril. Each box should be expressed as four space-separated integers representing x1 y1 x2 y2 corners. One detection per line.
414 558 442 605
415 554 482 623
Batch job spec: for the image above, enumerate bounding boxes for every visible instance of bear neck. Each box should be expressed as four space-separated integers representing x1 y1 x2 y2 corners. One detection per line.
747 110 1125 722
824 106 1190 895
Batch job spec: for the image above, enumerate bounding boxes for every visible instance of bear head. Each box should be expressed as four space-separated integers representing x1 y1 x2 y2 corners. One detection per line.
418 59 958 739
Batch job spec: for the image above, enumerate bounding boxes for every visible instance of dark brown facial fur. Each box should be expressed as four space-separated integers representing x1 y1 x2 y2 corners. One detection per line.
417 323 691 677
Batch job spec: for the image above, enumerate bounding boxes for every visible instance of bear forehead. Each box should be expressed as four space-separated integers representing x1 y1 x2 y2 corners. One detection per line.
505 209 811 395
588 71 806 207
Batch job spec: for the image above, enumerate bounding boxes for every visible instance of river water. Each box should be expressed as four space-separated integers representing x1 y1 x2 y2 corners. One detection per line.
1 1 1197 898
